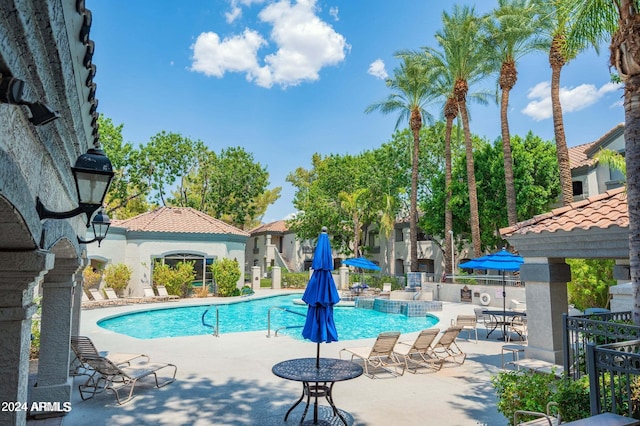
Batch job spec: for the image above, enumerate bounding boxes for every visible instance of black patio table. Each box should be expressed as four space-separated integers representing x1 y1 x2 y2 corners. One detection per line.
272 357 363 425
483 310 526 340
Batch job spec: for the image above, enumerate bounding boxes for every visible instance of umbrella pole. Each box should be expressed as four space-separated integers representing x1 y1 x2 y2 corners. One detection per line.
502 271 506 341
316 342 320 369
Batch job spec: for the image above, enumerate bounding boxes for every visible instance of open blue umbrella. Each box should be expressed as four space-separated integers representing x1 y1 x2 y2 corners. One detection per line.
459 248 523 339
343 257 381 271
302 227 340 368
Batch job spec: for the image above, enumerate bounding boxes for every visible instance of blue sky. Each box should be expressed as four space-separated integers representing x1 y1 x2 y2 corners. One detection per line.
89 0 624 224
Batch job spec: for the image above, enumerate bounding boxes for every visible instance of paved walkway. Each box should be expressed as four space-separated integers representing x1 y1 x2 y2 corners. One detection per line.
43 291 516 425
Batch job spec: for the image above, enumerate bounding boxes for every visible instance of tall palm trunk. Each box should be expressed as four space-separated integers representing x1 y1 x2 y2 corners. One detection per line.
443 97 457 278
455 81 482 258
625 78 640 324
409 108 422 272
500 61 518 226
550 34 573 206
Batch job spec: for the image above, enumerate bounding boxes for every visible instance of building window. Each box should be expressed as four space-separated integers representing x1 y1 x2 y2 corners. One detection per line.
395 228 404 242
572 181 583 197
152 253 216 292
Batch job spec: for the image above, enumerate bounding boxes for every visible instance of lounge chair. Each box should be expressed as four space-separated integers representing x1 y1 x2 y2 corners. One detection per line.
70 335 149 376
451 314 478 342
103 288 131 305
142 286 172 302
156 285 179 301
81 291 101 309
431 326 467 365
514 401 560 425
78 355 177 404
88 288 116 306
339 331 404 378
475 307 497 337
393 328 443 373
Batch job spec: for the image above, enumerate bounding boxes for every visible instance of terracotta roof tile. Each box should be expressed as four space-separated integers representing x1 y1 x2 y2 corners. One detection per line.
112 207 249 236
568 141 597 169
500 187 628 237
249 220 289 234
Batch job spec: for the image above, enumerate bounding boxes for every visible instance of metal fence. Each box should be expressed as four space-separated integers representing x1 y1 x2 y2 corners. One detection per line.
586 340 640 417
449 274 523 287
562 312 636 380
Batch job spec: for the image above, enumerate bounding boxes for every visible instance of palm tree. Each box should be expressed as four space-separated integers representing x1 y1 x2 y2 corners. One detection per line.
484 0 544 226
425 5 493 257
366 55 435 272
535 0 597 206
339 188 370 257
563 0 640 323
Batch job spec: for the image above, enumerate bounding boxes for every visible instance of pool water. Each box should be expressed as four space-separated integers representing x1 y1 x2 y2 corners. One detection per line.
97 294 439 340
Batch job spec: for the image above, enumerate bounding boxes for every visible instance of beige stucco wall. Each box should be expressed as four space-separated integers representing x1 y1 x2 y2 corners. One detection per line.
88 228 247 296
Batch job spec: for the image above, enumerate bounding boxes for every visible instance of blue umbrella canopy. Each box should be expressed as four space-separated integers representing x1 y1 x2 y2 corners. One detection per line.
302 228 340 351
343 257 381 271
459 248 523 272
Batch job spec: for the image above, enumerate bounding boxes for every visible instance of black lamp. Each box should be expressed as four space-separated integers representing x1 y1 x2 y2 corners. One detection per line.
78 210 111 247
0 75 60 125
36 148 115 227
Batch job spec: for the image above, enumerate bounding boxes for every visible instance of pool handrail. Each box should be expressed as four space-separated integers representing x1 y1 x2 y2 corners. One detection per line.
201 305 219 337
267 306 305 338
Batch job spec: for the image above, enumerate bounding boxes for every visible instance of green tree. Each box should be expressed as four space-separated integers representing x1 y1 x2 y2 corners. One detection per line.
421 132 560 251
142 131 199 206
211 258 241 297
366 53 435 271
98 115 152 219
562 0 640 324
152 260 196 298
567 258 616 310
338 188 370 257
483 0 544 226
102 263 132 296
174 146 278 229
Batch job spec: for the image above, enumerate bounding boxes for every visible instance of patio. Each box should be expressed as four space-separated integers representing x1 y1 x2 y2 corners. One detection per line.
36 292 512 425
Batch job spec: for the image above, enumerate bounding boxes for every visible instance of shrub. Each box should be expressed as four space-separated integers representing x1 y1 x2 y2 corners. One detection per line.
282 272 308 289
153 261 196 298
103 263 132 296
492 370 557 425
368 275 401 290
567 258 615 310
211 258 241 297
82 265 102 291
492 371 591 425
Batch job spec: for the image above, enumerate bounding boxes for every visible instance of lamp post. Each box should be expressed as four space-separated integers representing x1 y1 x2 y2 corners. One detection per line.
448 230 454 279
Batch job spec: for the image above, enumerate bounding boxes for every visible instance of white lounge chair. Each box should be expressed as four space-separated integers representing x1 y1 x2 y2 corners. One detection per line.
340 331 404 378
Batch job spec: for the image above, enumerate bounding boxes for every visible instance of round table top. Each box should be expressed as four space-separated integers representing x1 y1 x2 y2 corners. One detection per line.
272 358 363 383
483 310 526 317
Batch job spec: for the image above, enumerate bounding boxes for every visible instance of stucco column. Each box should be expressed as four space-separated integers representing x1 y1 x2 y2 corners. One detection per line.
271 266 281 289
339 265 348 290
31 257 82 412
71 258 88 340
251 266 261 291
0 250 54 426
519 258 571 364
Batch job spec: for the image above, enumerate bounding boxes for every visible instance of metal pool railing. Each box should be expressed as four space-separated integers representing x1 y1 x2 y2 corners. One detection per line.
201 305 219 337
267 306 305 338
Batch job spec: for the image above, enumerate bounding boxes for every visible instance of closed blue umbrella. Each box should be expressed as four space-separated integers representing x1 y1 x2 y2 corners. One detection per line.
459 248 523 340
302 227 340 368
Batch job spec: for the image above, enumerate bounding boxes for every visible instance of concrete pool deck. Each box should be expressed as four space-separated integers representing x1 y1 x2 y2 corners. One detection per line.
56 290 513 425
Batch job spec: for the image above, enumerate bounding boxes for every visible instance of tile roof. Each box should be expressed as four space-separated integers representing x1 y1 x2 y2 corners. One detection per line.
568 141 597 169
249 220 289 234
112 207 249 236
500 187 628 237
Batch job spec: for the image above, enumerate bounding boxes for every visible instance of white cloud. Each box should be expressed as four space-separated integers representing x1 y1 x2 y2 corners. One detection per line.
225 6 242 23
190 29 267 79
522 81 623 121
368 59 388 79
329 6 339 21
192 0 349 88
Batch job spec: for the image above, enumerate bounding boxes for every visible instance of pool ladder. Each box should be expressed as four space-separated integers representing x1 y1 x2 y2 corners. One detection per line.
201 306 219 337
267 306 305 338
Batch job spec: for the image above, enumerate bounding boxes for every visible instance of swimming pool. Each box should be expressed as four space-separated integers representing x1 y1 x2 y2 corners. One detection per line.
97 294 440 340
